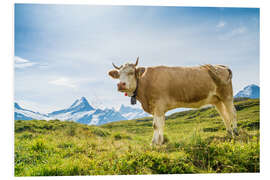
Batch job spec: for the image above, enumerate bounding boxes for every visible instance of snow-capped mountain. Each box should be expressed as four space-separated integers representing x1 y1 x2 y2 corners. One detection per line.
14 97 127 125
118 104 149 120
14 103 48 120
48 97 94 117
15 84 260 124
89 108 128 125
234 84 260 99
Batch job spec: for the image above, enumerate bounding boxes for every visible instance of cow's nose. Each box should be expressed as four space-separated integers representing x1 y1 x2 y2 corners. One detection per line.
117 82 126 86
117 82 126 90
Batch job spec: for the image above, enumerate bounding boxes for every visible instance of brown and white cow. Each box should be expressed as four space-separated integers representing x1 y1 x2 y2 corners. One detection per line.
108 57 238 145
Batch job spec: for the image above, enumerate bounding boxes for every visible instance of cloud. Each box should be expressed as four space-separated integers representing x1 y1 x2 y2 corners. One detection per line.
14 56 36 69
218 26 247 40
48 77 97 89
49 77 77 88
216 21 226 28
230 26 247 36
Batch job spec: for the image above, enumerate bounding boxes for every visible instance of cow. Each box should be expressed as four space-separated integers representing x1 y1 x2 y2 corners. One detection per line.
108 57 238 145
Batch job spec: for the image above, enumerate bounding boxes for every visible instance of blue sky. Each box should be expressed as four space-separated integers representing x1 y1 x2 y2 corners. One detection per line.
14 4 260 113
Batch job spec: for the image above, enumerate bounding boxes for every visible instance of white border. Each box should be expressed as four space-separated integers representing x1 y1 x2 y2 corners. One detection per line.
11 0 263 7
1 0 269 180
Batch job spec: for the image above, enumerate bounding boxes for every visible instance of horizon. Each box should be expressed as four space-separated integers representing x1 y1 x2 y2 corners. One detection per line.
14 83 260 115
14 4 260 113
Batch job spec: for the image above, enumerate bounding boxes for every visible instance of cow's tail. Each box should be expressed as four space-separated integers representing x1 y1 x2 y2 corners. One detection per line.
202 64 232 86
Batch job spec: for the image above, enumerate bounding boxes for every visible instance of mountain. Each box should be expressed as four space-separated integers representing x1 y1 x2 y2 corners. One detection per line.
89 108 128 125
234 84 260 99
48 97 94 117
47 97 127 125
118 105 149 120
14 97 127 125
14 103 48 120
15 84 260 124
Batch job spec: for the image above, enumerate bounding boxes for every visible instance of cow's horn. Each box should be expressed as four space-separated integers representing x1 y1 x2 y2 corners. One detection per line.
112 62 121 70
134 57 139 66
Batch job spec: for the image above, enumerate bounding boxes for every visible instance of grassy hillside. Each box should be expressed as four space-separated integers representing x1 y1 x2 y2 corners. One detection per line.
15 99 260 176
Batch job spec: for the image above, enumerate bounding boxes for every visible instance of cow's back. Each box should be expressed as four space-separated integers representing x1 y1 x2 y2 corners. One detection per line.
137 66 217 114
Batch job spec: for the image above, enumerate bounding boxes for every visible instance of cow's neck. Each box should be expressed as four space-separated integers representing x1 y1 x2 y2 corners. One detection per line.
135 76 151 114
130 78 139 105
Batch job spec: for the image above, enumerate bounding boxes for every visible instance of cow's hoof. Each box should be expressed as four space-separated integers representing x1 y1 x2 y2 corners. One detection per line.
151 143 159 147
233 128 239 136
151 140 163 146
151 139 157 146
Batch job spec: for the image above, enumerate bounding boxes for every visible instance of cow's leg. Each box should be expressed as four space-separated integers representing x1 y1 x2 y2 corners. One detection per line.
214 101 233 136
223 100 238 136
152 115 165 146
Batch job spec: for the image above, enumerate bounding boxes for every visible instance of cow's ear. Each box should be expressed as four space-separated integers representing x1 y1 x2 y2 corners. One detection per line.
108 70 120 79
136 67 145 78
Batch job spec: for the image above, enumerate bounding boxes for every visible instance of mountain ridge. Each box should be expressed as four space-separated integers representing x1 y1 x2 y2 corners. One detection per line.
14 84 259 124
118 104 149 120
48 97 95 117
234 84 259 99
15 97 128 125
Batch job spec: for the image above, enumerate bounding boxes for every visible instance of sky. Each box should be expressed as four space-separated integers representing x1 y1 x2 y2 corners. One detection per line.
14 4 260 113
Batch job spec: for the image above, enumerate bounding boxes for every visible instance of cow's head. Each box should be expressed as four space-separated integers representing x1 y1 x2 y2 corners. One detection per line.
108 57 145 95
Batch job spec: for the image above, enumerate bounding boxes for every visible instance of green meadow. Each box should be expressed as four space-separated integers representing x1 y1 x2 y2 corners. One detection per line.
14 99 259 176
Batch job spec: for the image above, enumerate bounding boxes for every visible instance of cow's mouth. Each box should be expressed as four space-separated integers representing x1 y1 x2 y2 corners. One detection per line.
117 82 128 92
118 88 128 92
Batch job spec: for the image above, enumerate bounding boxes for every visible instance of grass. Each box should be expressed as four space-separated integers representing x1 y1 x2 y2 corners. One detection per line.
14 99 260 176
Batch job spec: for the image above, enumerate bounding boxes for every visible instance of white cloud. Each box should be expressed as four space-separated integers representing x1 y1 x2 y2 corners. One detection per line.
230 26 247 36
48 77 97 89
218 26 247 40
216 21 226 28
14 56 36 69
49 77 77 88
